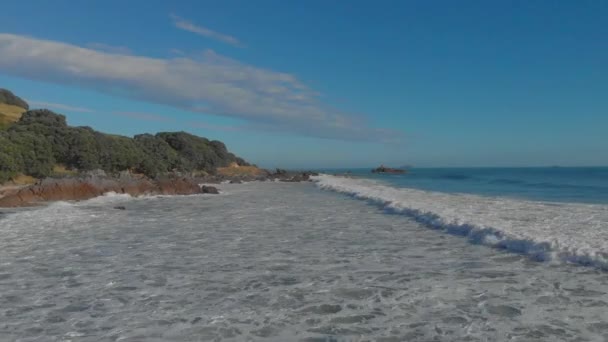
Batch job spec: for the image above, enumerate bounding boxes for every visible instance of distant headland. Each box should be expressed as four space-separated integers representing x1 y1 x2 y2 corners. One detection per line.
0 88 316 207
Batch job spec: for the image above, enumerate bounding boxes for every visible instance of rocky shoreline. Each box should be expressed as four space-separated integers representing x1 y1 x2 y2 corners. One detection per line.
0 169 319 208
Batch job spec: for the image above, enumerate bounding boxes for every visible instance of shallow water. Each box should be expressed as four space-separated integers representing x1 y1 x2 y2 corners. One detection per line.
1 182 608 341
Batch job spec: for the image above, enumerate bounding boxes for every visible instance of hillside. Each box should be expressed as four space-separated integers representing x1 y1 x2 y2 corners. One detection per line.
0 89 28 129
0 95 251 183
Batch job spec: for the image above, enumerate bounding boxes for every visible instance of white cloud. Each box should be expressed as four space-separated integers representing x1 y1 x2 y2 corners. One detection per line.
29 100 95 113
87 42 132 55
0 33 401 142
170 14 244 48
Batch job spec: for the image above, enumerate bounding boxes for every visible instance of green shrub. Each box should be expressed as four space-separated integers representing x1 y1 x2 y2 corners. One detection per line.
1 109 247 180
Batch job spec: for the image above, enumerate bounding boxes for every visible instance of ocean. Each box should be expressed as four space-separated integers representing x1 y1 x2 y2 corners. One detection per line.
330 167 608 204
316 167 608 268
1 169 608 341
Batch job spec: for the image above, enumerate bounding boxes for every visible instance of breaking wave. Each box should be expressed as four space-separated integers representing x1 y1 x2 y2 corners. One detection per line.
313 175 608 269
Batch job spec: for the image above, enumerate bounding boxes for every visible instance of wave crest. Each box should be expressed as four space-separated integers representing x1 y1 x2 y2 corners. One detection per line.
313 175 608 269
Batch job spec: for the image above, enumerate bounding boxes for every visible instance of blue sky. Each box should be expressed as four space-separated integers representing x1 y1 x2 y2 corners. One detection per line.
0 0 607 168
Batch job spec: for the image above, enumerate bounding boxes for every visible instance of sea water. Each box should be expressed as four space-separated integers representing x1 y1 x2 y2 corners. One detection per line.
1 179 608 341
315 168 608 269
326 167 608 204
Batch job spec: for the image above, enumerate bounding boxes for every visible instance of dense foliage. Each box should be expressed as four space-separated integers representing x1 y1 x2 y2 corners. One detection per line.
0 109 248 183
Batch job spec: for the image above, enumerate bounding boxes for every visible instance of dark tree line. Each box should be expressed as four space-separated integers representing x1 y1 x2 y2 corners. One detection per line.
0 109 248 183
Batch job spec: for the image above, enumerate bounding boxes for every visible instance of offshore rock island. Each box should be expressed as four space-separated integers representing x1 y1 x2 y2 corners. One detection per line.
371 165 407 174
0 88 315 207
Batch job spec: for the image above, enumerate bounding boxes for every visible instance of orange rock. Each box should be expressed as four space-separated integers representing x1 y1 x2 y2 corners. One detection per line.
0 177 208 207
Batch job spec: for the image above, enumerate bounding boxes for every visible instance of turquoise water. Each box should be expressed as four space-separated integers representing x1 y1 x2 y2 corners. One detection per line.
326 167 608 204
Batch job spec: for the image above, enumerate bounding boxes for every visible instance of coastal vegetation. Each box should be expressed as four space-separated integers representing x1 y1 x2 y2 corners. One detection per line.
0 88 250 183
0 89 28 130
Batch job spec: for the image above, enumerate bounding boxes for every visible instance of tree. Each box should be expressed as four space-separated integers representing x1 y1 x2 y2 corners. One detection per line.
0 107 249 182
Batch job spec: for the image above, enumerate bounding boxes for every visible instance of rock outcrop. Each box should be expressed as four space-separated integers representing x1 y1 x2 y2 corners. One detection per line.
0 167 324 207
269 169 319 182
201 185 219 194
371 165 406 174
0 175 209 207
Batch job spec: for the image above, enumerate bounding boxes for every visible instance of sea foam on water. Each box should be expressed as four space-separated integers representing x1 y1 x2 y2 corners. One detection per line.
1 181 608 341
314 174 608 269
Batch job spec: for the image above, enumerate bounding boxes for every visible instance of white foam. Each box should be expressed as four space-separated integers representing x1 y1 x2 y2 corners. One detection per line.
313 174 608 269
2 179 608 339
77 191 133 205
